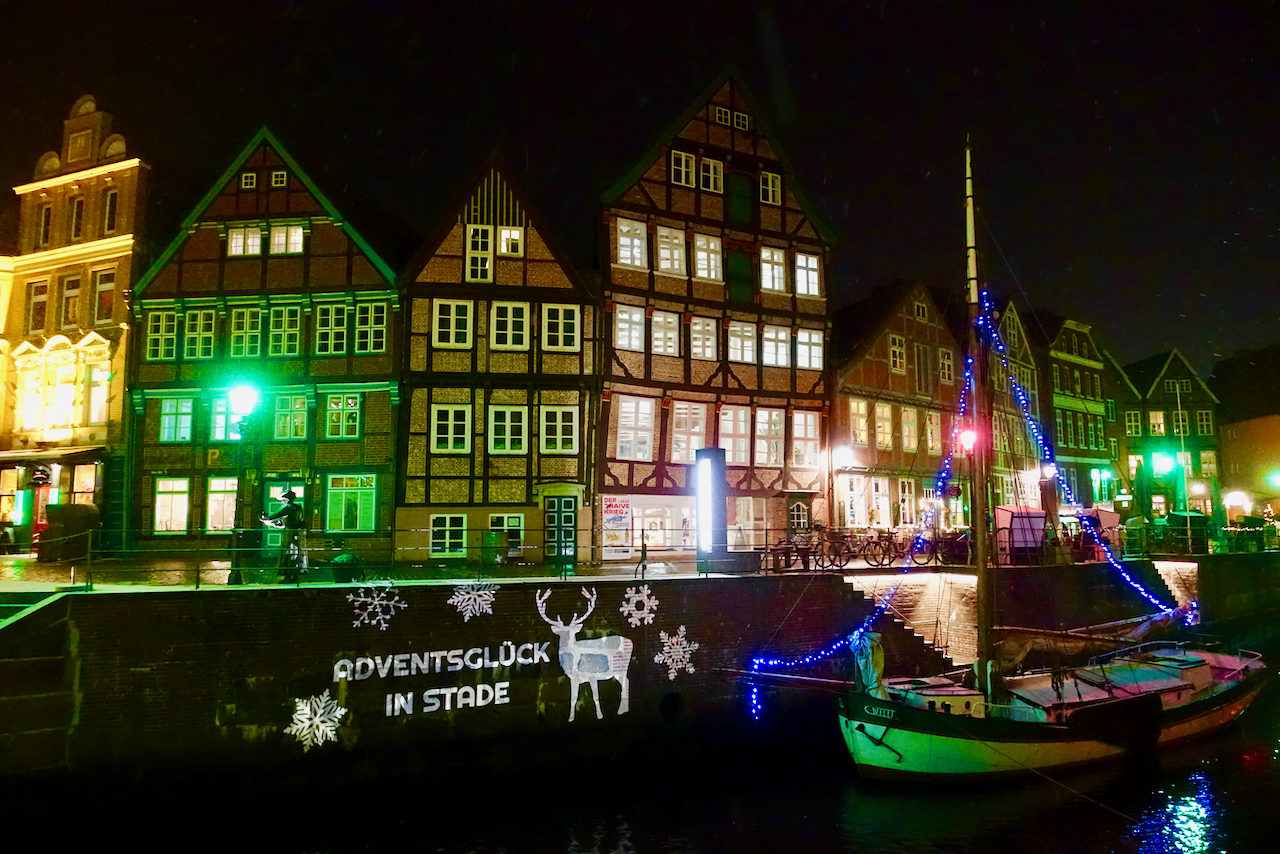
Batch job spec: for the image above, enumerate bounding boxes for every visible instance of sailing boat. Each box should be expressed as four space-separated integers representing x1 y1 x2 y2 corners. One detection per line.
831 146 1267 781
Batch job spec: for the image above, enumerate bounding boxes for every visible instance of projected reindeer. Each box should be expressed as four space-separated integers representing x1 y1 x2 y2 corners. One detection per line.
536 587 633 721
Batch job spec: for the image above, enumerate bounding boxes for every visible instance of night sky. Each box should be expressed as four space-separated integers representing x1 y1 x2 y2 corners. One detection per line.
3 1 1275 374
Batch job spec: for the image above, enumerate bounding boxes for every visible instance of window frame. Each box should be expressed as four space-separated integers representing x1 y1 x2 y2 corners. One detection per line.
888 334 906 374
651 311 679 356
614 306 645 352
490 301 530 351
497 226 524 257
700 158 723 193
690 317 717 361
159 398 194 443
761 326 790 367
274 394 308 440
875 403 893 449
268 306 302 356
271 170 287 188
354 302 388 354
616 396 655 462
488 405 528 455
183 310 216 360
209 397 243 442
433 299 473 349
760 172 781 205
465 225 493 283
792 411 819 468
325 393 362 440
28 281 48 334
227 226 262 256
1196 410 1214 435
431 404 471 454
670 402 706 464
761 246 785 291
205 476 239 534
240 172 256 189
92 269 115 324
230 307 261 357
103 188 119 234
719 405 751 464
693 234 722 281
796 329 823 370
727 322 756 363
671 151 695 188
1149 411 1166 436
60 276 81 329
154 477 191 534
314 303 348 355
269 224 304 255
755 408 785 467
616 218 647 268
541 405 579 454
145 310 178 361
795 253 820 297
326 474 378 533
431 514 467 557
656 226 686 274
542 304 580 352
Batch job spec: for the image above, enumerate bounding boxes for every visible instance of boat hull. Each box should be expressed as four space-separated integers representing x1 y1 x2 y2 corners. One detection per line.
839 669 1267 782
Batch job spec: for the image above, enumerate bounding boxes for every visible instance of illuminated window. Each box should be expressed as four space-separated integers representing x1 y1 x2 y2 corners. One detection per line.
733 111 750 130
899 480 917 525
694 234 722 280
230 308 261 357
657 226 685 273
240 172 256 189
728 322 755 363
690 317 717 360
315 304 347 355
466 225 493 282
490 302 529 350
1200 451 1218 477
541 406 578 454
69 197 85 241
146 311 178 361
325 394 361 439
73 464 97 505
939 348 954 384
488 406 527 454
326 474 377 533
901 408 918 452
615 306 645 352
762 326 789 367
926 411 942 453
354 302 388 353
184 310 216 360
671 151 695 187
489 513 524 558
714 105 731 125
849 398 869 444
28 282 48 333
102 189 119 234
797 329 823 370
651 311 679 355
498 227 523 256
720 405 751 464
1197 410 1214 435
1149 411 1166 436
616 396 654 461
755 408 785 467
268 307 301 356
700 158 723 193
795 253 820 296
93 270 115 324
433 300 472 348
542 305 579 352
154 478 190 533
431 405 471 453
86 363 109 425
793 411 819 468
760 172 781 205
269 225 304 254
60 277 81 328
37 205 51 248
888 334 906 374
670 402 705 463
210 398 243 442
875 404 893 449
431 514 467 556
761 247 785 291
271 170 287 187
274 395 307 440
617 218 646 267
206 477 238 532
227 226 261 256
159 399 194 442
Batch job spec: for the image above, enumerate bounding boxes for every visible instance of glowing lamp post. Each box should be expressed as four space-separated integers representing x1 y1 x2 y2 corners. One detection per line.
694 447 727 573
228 383 262 580
959 428 978 528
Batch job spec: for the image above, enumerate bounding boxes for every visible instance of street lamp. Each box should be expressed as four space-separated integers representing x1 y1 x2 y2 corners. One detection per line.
227 383 261 583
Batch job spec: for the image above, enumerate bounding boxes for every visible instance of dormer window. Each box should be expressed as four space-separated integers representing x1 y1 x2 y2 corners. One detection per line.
240 172 256 189
714 106 731 125
271 170 287 188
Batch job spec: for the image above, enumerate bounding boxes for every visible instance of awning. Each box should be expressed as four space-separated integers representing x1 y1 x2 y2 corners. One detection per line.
0 445 106 464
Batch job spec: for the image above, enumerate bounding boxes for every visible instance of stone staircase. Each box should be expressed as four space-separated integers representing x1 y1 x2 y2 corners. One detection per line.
847 573 978 665
0 592 72 776
1153 561 1200 609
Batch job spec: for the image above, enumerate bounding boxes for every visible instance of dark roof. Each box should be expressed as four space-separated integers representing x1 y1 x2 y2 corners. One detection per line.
830 281 908 368
1025 309 1068 349
1122 351 1175 399
1210 343 1280 422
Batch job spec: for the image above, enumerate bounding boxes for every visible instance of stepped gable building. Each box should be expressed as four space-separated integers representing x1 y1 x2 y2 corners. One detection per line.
397 160 599 564
1026 311 1118 507
129 129 401 562
597 72 837 555
829 281 968 531
0 96 147 549
1116 349 1220 518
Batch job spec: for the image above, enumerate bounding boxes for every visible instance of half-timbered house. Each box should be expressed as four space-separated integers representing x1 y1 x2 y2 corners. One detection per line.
830 282 968 530
397 162 599 565
129 129 401 564
598 73 836 557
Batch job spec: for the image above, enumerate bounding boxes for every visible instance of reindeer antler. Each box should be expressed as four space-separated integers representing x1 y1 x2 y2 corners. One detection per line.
568 586 597 627
535 589 561 627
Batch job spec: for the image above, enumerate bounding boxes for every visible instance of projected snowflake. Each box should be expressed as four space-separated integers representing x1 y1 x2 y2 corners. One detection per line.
447 582 500 622
284 689 347 752
347 582 408 631
655 625 700 680
619 584 659 627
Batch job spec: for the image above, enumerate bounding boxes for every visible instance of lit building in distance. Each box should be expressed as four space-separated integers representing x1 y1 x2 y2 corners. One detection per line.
0 96 146 549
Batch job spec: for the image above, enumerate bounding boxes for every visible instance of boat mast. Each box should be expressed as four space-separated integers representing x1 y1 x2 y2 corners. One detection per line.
966 141 994 695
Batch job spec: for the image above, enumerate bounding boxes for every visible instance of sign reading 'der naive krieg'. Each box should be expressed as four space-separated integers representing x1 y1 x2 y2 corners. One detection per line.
333 639 552 717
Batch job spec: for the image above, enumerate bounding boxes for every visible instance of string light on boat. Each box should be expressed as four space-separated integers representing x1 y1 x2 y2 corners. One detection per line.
977 290 1190 622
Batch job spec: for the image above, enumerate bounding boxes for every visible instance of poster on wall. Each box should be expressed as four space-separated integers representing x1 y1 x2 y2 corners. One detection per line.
602 496 632 559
